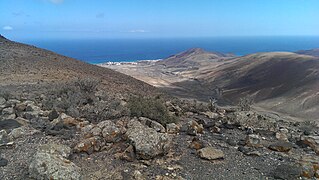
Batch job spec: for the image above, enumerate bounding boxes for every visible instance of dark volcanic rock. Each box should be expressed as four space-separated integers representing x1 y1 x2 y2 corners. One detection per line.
0 157 8 167
273 164 301 179
0 119 21 131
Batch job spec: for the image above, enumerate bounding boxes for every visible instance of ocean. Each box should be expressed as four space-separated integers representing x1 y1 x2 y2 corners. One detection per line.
20 36 319 64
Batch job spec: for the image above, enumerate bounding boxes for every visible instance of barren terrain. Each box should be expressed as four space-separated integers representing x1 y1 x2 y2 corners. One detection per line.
1 36 319 180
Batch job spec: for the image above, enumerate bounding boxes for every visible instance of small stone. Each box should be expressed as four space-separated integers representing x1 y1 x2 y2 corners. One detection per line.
211 126 221 134
48 109 59 121
74 136 104 154
2 107 14 115
226 138 237 146
187 120 204 136
91 127 102 136
0 157 8 167
0 130 10 144
119 145 135 162
245 134 263 148
15 103 27 112
26 104 41 112
300 135 319 155
189 137 204 150
245 151 261 156
8 127 27 139
268 141 293 152
138 117 166 133
198 147 224 160
133 170 144 180
203 111 220 119
99 120 121 143
166 123 180 134
276 132 288 141
0 97 6 105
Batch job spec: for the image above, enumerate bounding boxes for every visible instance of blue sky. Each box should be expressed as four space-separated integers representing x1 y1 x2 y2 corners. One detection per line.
0 0 319 40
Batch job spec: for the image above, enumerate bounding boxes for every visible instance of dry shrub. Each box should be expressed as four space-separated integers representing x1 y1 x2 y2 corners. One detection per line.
128 96 177 125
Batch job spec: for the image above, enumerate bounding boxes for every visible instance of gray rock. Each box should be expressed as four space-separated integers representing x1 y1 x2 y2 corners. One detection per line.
0 119 21 131
245 134 263 148
15 103 27 112
74 136 105 154
187 120 204 136
269 141 293 152
2 107 14 115
125 120 171 160
198 147 224 160
98 120 121 143
29 144 81 180
166 123 180 134
138 117 166 133
38 144 72 158
91 127 102 136
48 109 59 121
26 104 41 112
6 99 21 106
273 164 301 179
67 107 80 118
0 157 8 167
0 130 10 144
0 97 6 105
8 126 27 139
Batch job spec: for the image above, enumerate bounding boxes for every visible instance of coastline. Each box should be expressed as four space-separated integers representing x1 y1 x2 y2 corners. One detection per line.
97 59 162 66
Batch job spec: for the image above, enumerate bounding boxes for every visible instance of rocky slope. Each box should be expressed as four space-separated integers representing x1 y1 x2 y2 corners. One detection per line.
186 52 319 119
1 37 319 180
0 35 156 96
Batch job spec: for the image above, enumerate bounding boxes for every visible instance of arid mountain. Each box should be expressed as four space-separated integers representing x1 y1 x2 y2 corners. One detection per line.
173 52 319 119
156 48 234 69
0 35 156 96
105 48 319 120
296 48 319 57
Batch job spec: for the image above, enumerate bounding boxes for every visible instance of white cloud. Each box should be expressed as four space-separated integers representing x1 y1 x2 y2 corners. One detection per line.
49 0 64 4
3 26 13 31
129 30 148 33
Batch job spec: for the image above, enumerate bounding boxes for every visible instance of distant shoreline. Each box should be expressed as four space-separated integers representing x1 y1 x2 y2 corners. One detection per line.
97 59 162 66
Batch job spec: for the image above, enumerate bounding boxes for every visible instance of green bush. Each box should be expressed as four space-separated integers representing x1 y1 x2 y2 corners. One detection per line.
128 96 177 125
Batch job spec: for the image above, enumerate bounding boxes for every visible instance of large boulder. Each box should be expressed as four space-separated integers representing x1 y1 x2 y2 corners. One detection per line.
125 120 171 160
29 144 81 180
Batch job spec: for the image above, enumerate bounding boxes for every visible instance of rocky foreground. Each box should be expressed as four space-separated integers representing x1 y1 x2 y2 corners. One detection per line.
1 94 319 180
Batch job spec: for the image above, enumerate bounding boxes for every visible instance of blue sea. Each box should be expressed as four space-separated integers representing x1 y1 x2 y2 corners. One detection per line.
20 36 319 64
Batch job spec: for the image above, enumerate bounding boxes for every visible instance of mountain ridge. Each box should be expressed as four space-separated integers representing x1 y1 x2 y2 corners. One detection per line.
0 35 157 96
